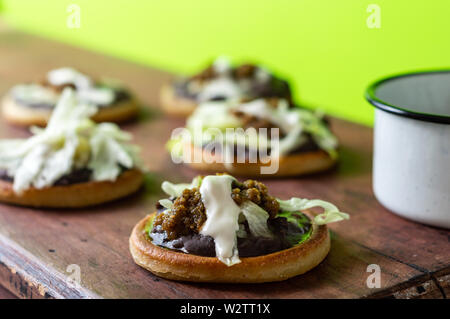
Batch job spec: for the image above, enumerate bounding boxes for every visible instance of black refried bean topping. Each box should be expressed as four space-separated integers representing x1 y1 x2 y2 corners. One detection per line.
0 168 93 186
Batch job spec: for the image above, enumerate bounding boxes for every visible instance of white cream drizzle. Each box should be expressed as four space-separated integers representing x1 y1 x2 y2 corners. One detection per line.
199 175 242 266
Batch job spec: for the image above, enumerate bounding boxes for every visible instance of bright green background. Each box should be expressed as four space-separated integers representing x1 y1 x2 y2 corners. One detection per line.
2 0 450 125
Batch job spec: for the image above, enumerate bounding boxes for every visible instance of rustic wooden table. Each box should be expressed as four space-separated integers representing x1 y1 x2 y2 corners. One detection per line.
0 29 448 299
0 284 15 299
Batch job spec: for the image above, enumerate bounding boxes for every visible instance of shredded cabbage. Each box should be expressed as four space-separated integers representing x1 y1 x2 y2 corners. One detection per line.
239 200 273 238
11 84 59 106
88 124 136 181
277 197 349 225
170 98 338 158
10 68 116 107
166 135 184 159
0 88 141 194
47 67 115 106
158 199 174 210
276 210 313 245
161 176 203 198
186 101 242 133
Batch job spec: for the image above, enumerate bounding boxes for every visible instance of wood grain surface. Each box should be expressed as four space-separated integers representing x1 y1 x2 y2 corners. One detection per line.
0 29 448 299
0 284 16 299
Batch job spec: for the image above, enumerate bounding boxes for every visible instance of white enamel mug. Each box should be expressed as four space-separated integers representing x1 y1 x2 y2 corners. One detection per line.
366 71 450 229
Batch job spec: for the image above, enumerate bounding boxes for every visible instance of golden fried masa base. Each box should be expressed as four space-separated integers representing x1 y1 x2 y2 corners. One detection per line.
0 169 144 208
178 143 336 177
159 84 198 117
129 211 330 283
1 94 139 127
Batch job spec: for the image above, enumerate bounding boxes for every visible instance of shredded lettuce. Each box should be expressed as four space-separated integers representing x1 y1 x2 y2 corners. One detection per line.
47 67 115 106
186 101 242 132
295 109 338 158
239 201 273 238
276 210 312 245
171 98 338 158
161 176 203 198
0 88 141 194
277 198 349 225
158 199 174 210
33 133 78 188
12 144 50 193
11 84 59 106
236 222 247 238
88 124 135 181
145 214 156 235
272 126 304 156
166 135 184 159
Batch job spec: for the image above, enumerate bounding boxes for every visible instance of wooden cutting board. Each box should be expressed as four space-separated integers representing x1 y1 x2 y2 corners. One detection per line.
0 29 448 299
